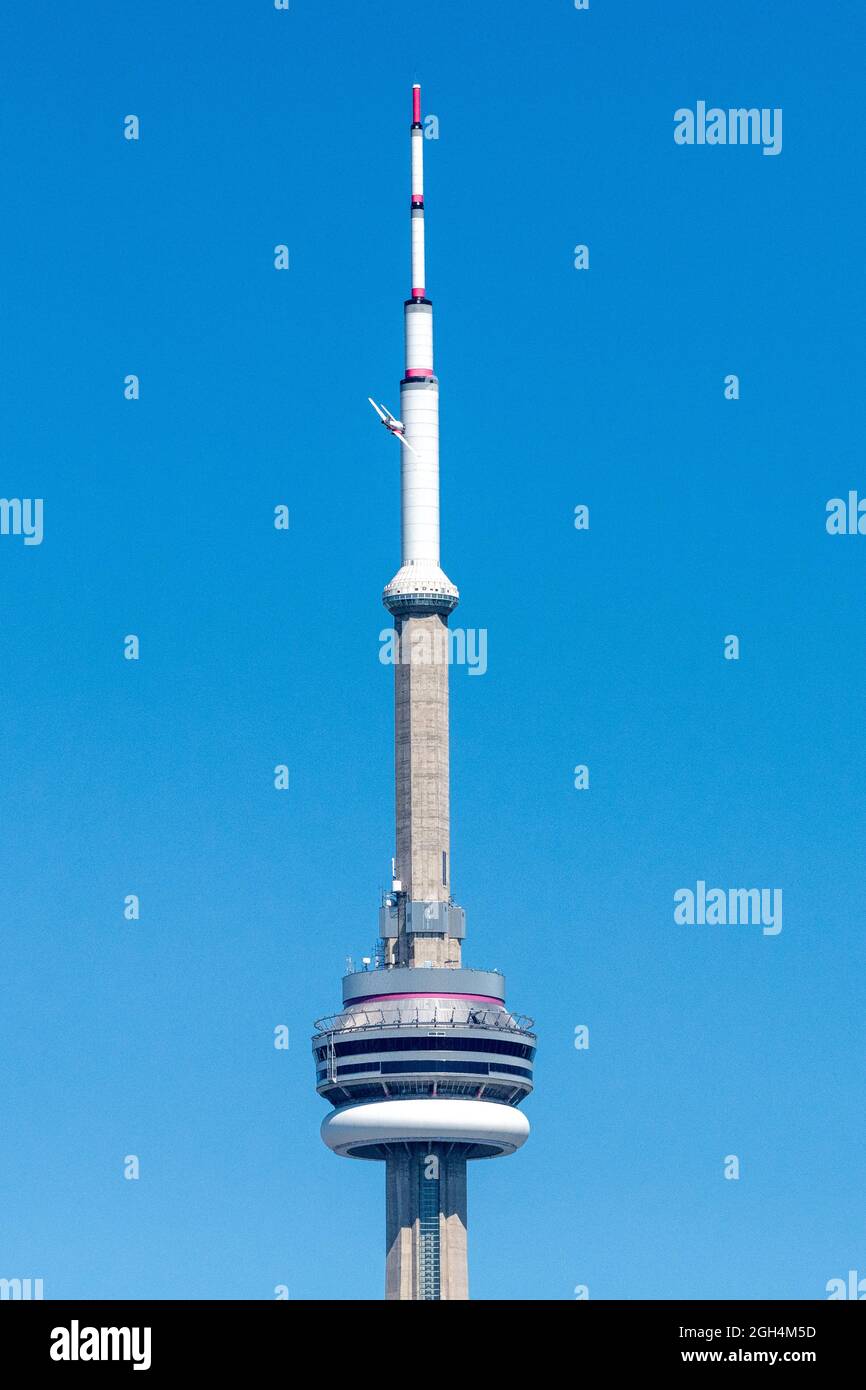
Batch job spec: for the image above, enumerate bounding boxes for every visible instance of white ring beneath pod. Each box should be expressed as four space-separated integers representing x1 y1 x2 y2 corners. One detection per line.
321 1098 530 1158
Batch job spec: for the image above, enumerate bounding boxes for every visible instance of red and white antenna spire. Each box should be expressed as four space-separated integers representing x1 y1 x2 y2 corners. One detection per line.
379 84 457 608
388 81 449 586
410 84 426 299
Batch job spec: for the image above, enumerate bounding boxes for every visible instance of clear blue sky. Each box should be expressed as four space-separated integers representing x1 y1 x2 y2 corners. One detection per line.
1 0 864 1301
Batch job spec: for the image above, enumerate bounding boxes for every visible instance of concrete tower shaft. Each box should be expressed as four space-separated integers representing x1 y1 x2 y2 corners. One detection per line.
394 613 451 929
386 1149 468 1300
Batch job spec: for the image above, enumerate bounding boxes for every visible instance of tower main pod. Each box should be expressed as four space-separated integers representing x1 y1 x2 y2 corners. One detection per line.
312 86 534 1302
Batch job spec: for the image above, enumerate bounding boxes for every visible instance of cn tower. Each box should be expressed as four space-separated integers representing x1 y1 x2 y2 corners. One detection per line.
312 85 535 1301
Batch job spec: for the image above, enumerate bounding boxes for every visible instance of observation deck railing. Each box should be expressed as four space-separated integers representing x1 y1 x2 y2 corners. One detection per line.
313 1003 535 1040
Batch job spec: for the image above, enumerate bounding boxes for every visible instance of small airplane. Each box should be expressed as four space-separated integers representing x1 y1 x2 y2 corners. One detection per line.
368 397 419 455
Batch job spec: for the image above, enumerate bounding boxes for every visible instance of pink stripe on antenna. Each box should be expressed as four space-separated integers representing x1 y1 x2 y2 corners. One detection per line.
412 85 421 123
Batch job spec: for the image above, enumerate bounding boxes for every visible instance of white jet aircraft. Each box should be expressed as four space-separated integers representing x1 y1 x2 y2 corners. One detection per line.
368 398 419 455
